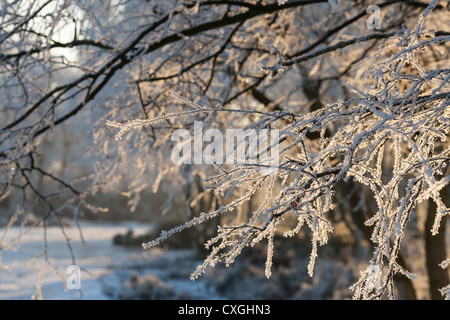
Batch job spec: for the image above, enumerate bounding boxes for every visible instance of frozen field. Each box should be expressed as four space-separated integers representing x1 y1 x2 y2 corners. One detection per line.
0 221 222 300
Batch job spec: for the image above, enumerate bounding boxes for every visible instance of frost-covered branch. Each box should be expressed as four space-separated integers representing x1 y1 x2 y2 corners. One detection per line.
107 0 449 299
1 0 449 300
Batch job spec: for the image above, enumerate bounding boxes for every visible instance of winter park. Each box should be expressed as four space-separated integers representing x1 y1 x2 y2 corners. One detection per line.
0 0 449 303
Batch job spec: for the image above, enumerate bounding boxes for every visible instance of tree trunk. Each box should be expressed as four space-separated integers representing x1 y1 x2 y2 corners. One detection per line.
425 192 449 300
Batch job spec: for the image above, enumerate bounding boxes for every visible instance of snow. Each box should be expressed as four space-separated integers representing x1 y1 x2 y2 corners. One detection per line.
0 221 224 300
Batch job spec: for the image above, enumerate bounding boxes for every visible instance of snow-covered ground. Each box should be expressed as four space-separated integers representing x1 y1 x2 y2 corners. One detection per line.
0 221 223 300
2 220 439 300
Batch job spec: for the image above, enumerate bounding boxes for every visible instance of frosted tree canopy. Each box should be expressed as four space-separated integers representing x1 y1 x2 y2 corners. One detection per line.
0 0 449 300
